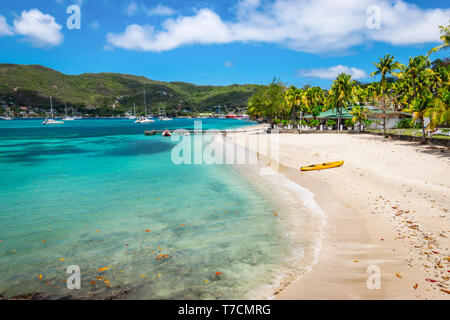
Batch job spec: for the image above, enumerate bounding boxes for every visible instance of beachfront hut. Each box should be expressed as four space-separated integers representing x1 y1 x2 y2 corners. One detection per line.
363 106 411 130
304 108 353 129
304 106 410 130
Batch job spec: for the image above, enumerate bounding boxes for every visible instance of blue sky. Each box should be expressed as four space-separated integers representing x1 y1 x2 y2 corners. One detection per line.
0 0 448 88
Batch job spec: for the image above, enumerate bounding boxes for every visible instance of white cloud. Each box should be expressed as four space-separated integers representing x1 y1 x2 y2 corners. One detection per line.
146 4 177 17
14 9 64 48
299 65 368 79
107 0 450 53
0 15 14 36
225 60 235 68
107 9 232 52
126 1 139 16
369 1 450 45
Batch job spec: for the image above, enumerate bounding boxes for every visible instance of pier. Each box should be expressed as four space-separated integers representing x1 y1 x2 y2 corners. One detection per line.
144 127 267 136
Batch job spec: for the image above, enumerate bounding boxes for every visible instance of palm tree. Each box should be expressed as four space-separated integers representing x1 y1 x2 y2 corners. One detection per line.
370 54 402 92
407 94 433 141
397 55 431 98
396 55 440 141
426 87 450 131
350 106 369 133
285 86 303 125
306 87 325 109
328 73 355 130
428 22 450 56
304 87 325 125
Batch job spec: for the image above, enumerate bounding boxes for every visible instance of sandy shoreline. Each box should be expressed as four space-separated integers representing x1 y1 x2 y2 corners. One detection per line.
230 130 450 300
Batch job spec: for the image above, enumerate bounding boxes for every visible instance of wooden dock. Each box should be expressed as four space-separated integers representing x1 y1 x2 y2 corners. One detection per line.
144 127 267 136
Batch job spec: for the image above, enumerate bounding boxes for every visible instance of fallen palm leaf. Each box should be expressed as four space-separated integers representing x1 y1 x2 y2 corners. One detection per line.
98 267 110 272
156 254 171 261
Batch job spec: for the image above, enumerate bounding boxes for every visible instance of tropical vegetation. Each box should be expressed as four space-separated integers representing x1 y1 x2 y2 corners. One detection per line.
247 22 449 142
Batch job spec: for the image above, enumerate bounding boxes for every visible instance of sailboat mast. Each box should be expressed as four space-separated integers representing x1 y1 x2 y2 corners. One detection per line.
143 90 147 117
133 103 136 117
50 96 53 118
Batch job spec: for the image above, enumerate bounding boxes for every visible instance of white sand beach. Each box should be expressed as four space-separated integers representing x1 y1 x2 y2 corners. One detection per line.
230 131 450 300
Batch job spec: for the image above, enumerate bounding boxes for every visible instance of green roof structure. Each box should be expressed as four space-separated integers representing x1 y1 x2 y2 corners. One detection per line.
303 106 410 120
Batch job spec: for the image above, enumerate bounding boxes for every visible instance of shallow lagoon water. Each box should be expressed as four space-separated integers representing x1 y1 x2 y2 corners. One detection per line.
0 119 297 299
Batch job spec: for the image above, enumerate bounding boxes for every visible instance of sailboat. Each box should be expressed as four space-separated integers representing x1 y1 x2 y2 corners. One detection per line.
43 96 64 125
158 102 172 121
128 103 137 120
62 102 75 121
135 91 155 124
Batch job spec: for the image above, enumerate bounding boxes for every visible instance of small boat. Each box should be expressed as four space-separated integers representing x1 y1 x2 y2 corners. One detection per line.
43 96 64 125
158 103 172 121
63 103 76 121
128 103 137 119
162 129 172 137
43 119 64 125
300 161 344 171
135 116 155 124
0 116 13 120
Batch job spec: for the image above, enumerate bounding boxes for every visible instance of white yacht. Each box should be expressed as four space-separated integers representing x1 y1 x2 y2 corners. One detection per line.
43 119 64 125
158 103 172 121
1 116 13 120
43 96 64 125
62 103 75 121
128 103 137 119
134 92 155 123
135 116 155 124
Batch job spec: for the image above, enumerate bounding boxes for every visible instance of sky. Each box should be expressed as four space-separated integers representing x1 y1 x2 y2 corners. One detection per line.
0 0 449 88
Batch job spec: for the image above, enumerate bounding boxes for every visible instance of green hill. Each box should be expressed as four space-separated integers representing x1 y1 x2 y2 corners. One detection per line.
0 64 263 116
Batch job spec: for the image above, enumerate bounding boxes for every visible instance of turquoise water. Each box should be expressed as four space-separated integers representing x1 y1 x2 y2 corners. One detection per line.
0 119 291 299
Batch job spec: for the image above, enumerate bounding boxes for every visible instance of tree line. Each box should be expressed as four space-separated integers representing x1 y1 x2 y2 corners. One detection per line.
247 22 450 140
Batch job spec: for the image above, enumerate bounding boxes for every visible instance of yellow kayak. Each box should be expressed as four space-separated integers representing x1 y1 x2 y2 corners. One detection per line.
301 161 344 171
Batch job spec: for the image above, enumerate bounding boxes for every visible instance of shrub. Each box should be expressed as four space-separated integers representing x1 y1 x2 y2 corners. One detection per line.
326 119 336 127
309 119 320 127
345 119 354 127
395 118 412 129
